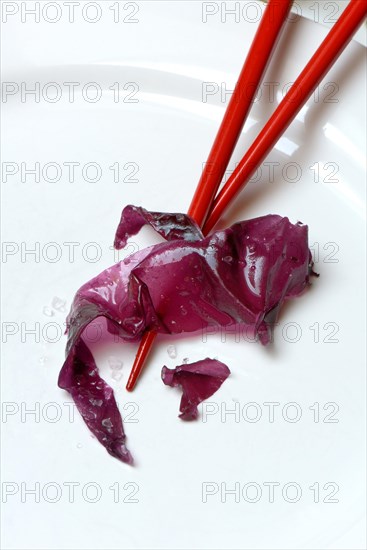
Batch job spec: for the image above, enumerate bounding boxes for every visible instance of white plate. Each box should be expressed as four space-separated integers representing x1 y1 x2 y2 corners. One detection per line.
1 2 366 549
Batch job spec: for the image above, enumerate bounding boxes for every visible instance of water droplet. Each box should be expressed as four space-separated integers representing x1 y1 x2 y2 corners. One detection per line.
167 345 177 359
180 306 187 316
52 296 67 312
123 316 142 331
89 398 103 407
102 418 113 429
108 356 123 370
223 255 233 263
43 306 54 317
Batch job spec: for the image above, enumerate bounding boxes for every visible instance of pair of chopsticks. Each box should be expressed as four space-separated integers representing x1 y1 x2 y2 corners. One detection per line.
126 0 367 391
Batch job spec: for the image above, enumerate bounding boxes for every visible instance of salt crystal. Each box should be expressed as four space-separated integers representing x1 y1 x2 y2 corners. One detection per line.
108 356 123 370
167 345 177 359
112 370 123 381
52 296 67 312
43 306 54 317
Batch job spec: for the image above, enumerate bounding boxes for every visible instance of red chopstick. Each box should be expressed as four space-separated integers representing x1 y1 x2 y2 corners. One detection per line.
125 0 293 391
203 0 367 234
128 0 366 392
128 0 366 391
187 0 294 226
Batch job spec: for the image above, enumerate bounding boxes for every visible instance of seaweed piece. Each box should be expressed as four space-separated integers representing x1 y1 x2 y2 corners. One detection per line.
162 359 231 420
59 205 314 463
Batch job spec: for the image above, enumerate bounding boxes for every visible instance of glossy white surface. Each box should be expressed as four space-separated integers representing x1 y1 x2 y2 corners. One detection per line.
287 0 366 45
1 2 366 549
